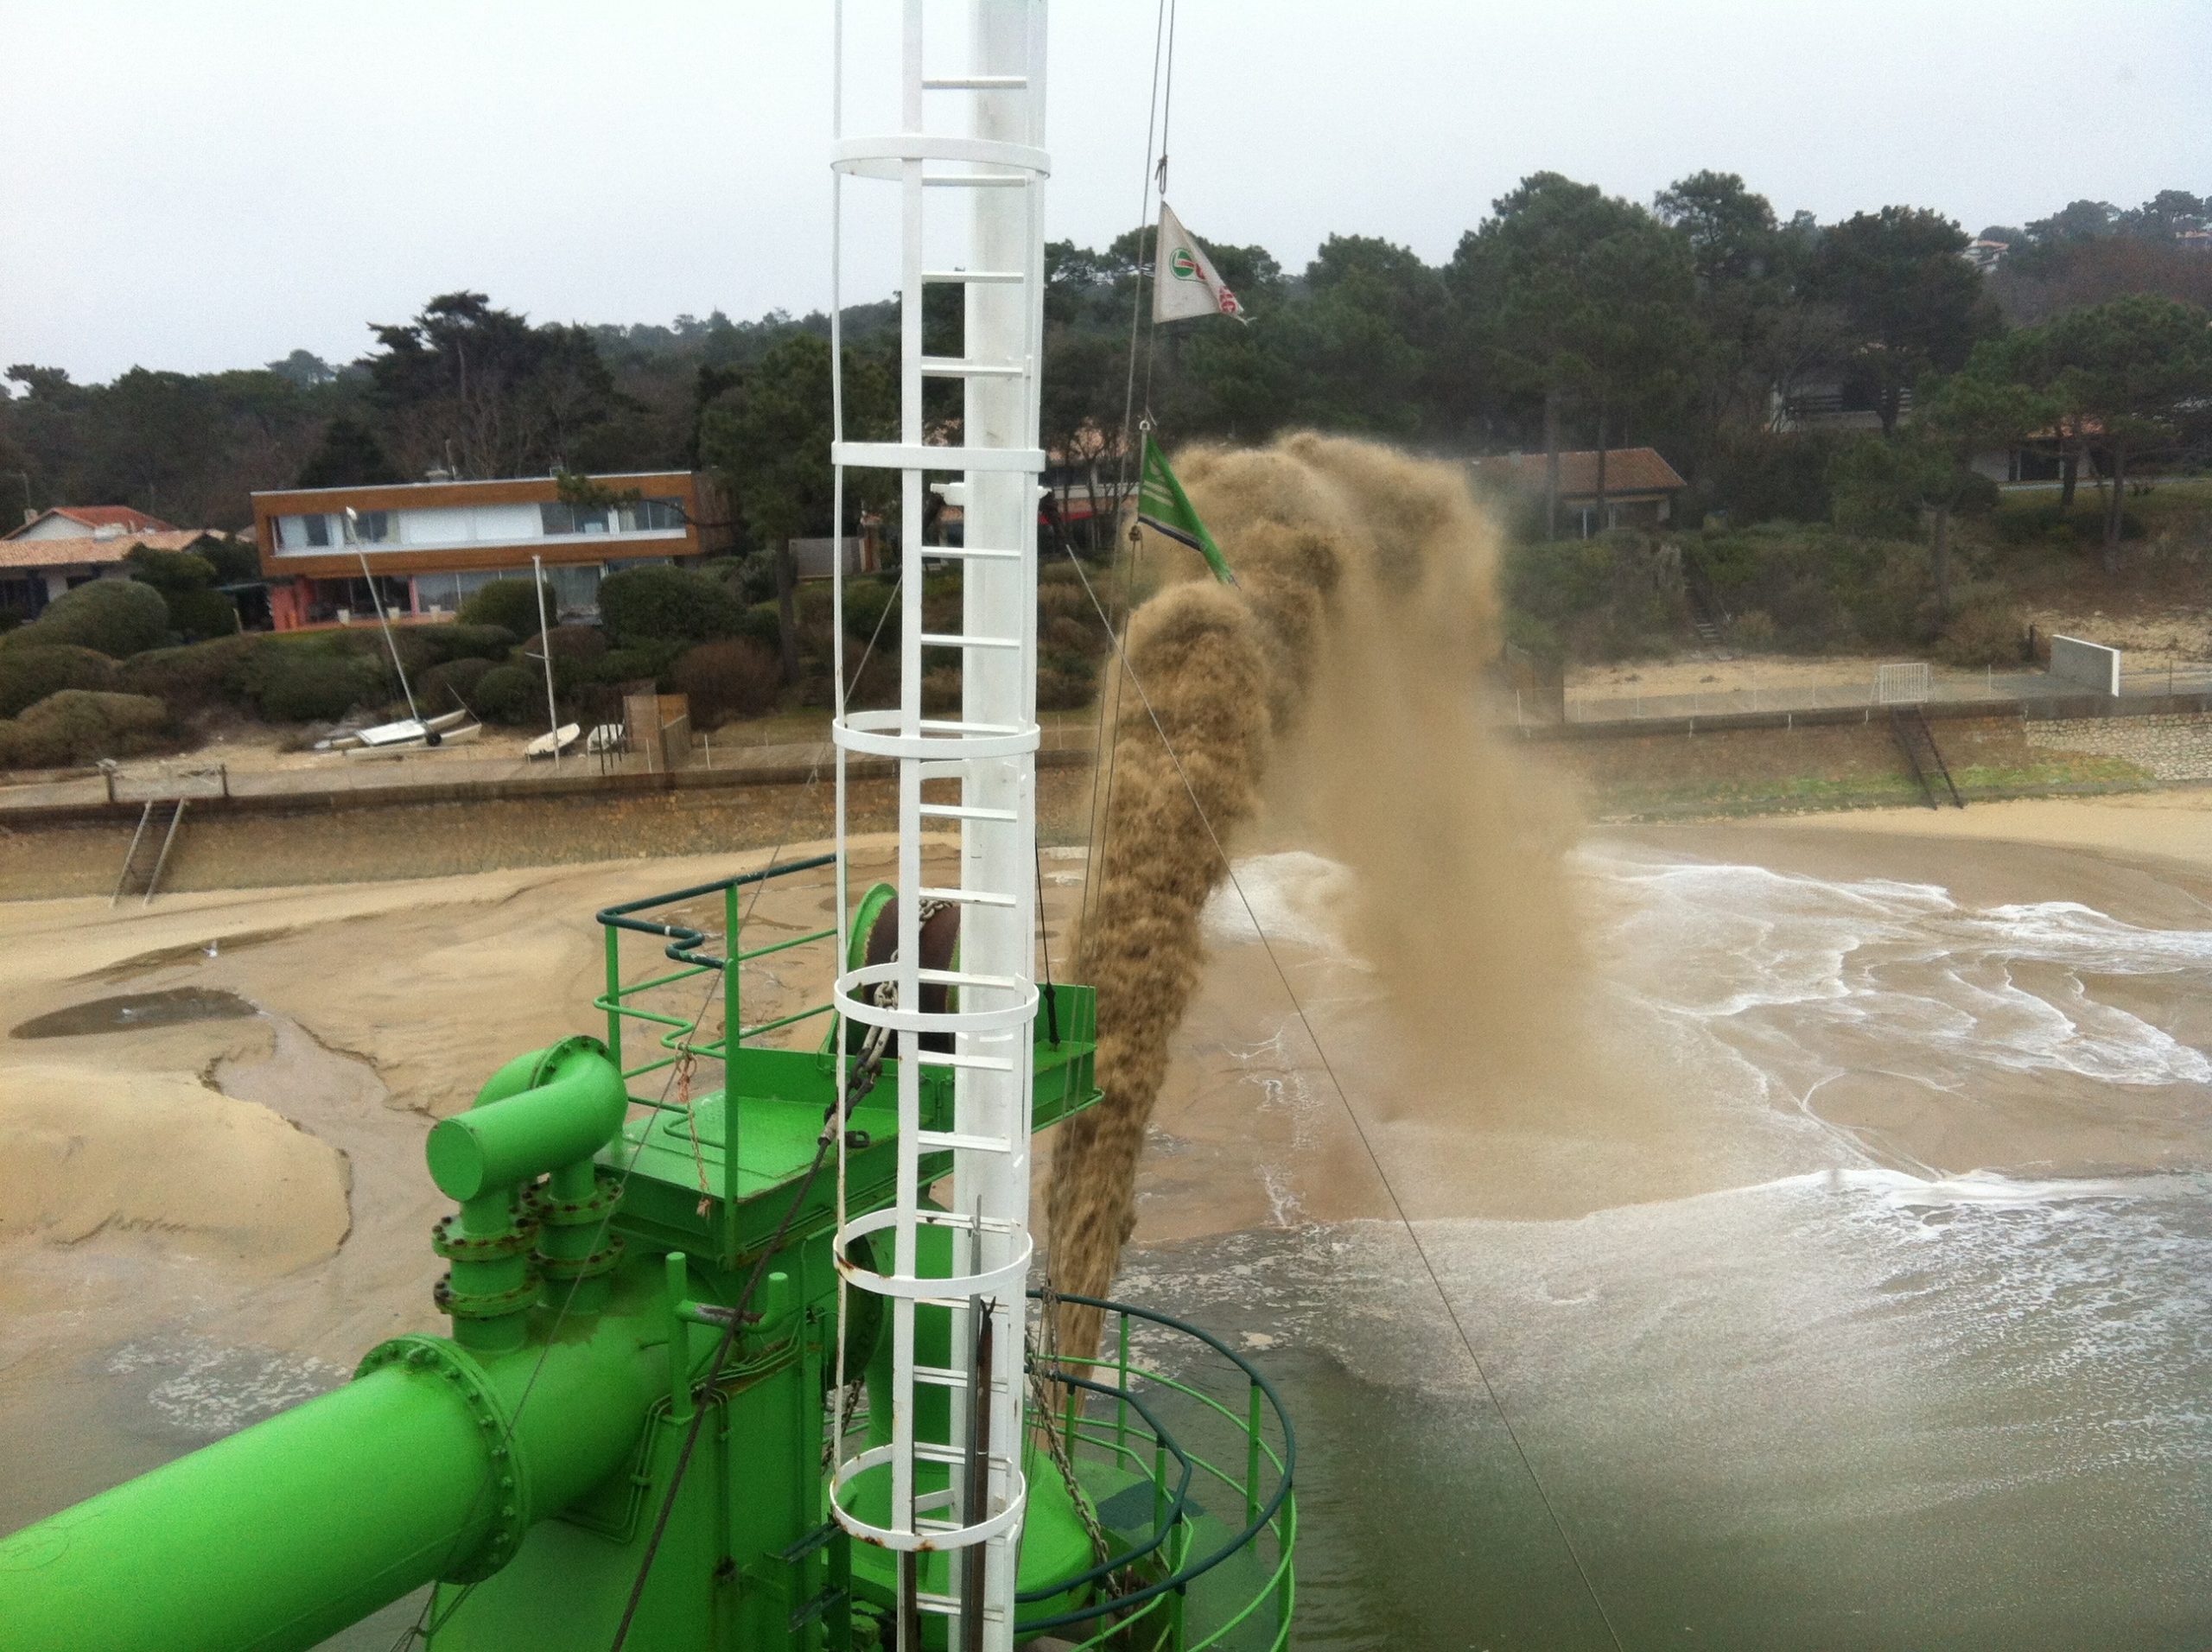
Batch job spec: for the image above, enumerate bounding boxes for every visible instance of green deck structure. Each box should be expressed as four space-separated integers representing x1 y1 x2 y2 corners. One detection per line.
0 859 1292 1652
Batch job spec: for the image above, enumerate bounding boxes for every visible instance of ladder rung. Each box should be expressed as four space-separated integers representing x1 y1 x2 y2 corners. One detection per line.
917 887 1016 909
914 1594 1004 1619
921 268 1022 284
916 718 1026 734
915 966 1022 991
910 1050 1014 1073
918 802 1018 823
918 544 1021 562
912 1363 1013 1391
918 632 1020 651
921 74 1029 89
919 356 1025 378
915 1128 1013 1155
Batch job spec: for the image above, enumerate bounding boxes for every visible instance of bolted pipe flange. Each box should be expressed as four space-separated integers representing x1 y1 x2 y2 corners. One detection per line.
434 1271 542 1321
534 1234 625 1282
431 1213 539 1262
521 1166 625 1229
355 1333 534 1582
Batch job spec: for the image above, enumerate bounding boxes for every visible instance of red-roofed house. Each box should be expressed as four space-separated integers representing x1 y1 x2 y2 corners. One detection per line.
0 508 226 621
1468 448 1688 537
5 505 180 541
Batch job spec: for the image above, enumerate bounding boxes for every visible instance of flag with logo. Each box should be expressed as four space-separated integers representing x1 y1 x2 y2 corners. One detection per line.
1136 433 1236 584
1152 202 1246 324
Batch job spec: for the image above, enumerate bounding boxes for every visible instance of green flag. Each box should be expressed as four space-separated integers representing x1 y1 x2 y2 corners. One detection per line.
1136 434 1236 585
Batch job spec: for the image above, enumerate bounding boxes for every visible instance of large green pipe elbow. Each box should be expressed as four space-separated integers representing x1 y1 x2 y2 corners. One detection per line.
428 1037 626 1202
0 1322 657 1652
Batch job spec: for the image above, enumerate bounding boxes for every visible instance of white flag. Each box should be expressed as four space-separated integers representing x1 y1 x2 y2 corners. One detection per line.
1152 202 1246 324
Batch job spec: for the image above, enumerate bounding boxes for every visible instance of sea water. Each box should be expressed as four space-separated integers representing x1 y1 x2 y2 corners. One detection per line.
1139 845 2212 1649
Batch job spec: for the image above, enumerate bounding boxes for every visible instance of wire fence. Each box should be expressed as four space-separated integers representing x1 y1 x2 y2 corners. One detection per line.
1557 662 2212 725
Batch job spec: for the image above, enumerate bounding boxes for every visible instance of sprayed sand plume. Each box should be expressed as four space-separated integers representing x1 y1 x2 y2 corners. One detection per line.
1046 435 1586 1353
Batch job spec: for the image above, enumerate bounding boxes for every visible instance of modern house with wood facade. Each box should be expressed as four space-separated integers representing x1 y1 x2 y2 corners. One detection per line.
249 471 733 630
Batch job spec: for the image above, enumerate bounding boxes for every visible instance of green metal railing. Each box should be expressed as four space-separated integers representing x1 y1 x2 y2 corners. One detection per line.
843 1289 1293 1649
594 854 839 1090
1019 1291 1295 1650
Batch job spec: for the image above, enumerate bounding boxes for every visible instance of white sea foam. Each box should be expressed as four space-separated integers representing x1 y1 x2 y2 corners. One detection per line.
1583 848 2212 1091
1200 849 1362 955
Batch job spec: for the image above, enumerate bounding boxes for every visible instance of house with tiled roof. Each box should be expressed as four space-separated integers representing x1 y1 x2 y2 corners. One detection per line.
0 506 230 621
4 505 180 541
1468 448 1688 537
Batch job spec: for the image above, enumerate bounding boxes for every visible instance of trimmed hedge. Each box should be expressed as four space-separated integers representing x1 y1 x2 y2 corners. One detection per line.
2 579 171 658
471 664 544 726
0 690 173 768
457 579 548 639
115 635 262 713
600 566 745 648
257 653 385 723
0 645 118 718
162 587 240 644
671 639 782 727
417 622 518 665
418 656 496 714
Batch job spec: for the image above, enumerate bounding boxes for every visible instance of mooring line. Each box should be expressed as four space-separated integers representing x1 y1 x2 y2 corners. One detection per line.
1058 545 1630 1652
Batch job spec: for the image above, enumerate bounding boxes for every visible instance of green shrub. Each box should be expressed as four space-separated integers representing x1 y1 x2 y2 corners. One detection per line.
590 639 685 687
0 645 118 717
115 635 263 713
0 690 173 769
162 587 240 644
124 545 218 594
543 625 607 664
737 603 785 653
2 579 171 658
200 537 264 586
418 656 496 713
1702 430 1847 526
671 639 783 727
457 578 550 638
418 622 518 664
471 663 544 726
1730 609 1777 648
257 653 384 722
599 566 745 648
1937 588 2027 667
840 576 899 642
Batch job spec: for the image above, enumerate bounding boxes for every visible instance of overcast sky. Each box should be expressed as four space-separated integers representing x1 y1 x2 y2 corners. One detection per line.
6 0 2209 387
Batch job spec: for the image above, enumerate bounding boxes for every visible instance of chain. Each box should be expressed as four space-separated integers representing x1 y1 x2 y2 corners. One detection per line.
672 1045 711 1217
1026 1287 1117 1582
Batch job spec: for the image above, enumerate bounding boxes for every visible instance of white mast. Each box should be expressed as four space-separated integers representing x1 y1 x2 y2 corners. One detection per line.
828 5 1048 1649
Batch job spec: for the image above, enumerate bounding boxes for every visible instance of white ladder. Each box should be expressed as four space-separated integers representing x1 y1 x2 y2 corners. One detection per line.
825 6 1047 1652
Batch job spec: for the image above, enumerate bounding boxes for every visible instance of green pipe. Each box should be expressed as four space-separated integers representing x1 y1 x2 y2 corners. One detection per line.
0 1295 660 1652
428 1039 626 1202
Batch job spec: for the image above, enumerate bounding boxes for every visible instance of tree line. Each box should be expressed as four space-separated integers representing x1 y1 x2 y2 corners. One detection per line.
3 176 2207 568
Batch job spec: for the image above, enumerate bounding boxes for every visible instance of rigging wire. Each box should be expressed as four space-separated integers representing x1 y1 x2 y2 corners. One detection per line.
1077 0 1174 959
1058 544 1630 1652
